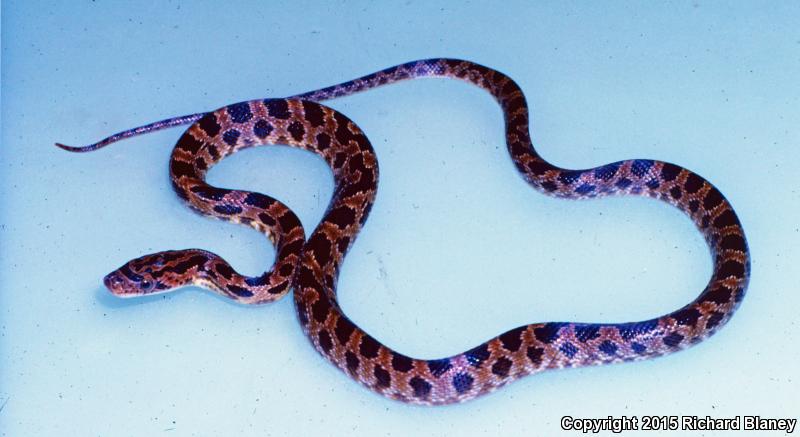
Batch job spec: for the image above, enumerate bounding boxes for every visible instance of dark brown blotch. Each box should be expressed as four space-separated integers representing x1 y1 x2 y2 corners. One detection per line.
278 262 295 277
662 333 684 348
464 344 490 368
311 293 331 323
427 359 452 377
190 185 231 201
373 365 391 388
194 157 208 172
334 317 356 345
359 334 380 359
280 239 304 257
720 234 747 252
703 188 725 210
683 173 704 193
243 192 273 209
277 210 300 232
305 233 332 267
526 160 550 176
499 326 526 352
345 351 360 374
264 99 291 119
198 113 221 137
503 95 526 114
409 377 432 398
337 235 351 254
287 121 306 142
267 280 289 295
713 209 739 229
302 101 326 127
672 308 701 327
715 260 745 280
176 134 204 153
296 265 321 290
491 357 513 377
214 262 235 280
701 286 732 305
318 329 333 353
391 354 414 373
660 163 681 182
257 212 276 226
327 206 356 229
526 346 545 366
315 132 331 151
533 323 564 344
170 159 196 179
207 144 220 160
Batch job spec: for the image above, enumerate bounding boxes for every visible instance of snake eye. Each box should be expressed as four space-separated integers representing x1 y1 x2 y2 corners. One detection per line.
140 279 154 291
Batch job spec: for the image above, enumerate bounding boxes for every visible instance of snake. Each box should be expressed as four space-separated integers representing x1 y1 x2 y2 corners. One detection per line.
57 59 750 405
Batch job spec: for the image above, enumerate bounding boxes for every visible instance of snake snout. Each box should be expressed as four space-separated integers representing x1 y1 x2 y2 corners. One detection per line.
103 272 127 295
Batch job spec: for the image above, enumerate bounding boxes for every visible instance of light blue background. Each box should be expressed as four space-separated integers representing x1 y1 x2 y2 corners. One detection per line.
2 1 799 436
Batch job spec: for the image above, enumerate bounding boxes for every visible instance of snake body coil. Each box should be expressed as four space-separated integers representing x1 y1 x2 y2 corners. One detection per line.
58 59 750 405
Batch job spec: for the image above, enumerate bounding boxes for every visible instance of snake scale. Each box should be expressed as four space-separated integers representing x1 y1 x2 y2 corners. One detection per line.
57 59 750 405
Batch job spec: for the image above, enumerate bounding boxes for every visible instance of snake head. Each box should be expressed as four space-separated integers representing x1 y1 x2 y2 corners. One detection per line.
104 250 207 297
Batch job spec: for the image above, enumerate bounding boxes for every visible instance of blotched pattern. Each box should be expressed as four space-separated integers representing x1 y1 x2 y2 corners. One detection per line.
58 59 750 405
